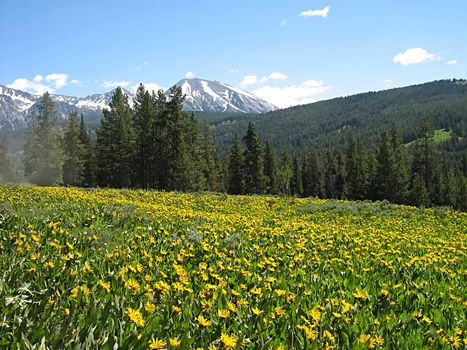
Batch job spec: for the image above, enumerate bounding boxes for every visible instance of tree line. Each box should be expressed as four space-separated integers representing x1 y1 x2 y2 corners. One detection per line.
1 86 466 211
224 120 467 211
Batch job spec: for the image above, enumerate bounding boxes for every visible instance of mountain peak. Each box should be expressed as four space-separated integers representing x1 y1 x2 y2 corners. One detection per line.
172 78 277 113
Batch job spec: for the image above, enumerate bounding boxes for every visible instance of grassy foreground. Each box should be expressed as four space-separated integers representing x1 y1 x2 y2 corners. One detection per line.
0 185 466 349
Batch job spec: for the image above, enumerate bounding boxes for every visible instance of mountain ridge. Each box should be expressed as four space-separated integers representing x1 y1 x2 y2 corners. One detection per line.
0 78 276 130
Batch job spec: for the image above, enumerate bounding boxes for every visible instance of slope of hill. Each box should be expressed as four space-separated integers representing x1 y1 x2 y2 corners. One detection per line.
211 79 467 152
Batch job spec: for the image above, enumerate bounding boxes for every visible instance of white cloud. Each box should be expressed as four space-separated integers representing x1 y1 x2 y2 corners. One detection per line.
268 72 287 81
7 78 54 95
393 48 440 65
252 80 330 108
446 59 458 65
33 74 43 82
228 68 239 73
280 20 287 27
185 71 195 78
130 82 166 94
300 6 330 18
384 79 393 88
100 80 132 89
71 79 80 85
43 73 68 88
240 72 287 86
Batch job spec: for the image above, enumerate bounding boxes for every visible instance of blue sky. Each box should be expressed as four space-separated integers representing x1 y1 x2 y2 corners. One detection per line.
1 0 465 108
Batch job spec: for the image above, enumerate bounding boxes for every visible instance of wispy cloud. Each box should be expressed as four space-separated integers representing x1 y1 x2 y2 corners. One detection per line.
384 79 393 88
7 78 54 95
280 20 288 27
252 80 330 108
7 73 71 94
240 72 287 86
228 68 239 73
393 48 440 65
131 82 166 94
185 71 195 78
300 6 330 18
100 80 132 89
445 59 458 65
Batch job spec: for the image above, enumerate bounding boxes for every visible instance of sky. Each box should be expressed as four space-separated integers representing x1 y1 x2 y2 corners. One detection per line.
1 0 466 108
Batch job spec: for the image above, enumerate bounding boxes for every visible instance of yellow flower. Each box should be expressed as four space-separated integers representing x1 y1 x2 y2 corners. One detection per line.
197 315 212 327
145 302 156 314
99 280 111 293
169 337 181 347
125 278 141 292
353 289 366 300
218 309 230 318
44 261 54 269
359 334 371 345
310 308 321 322
127 307 145 327
227 301 237 313
220 333 236 349
64 308 70 316
148 337 166 349
172 305 182 314
374 335 384 346
252 307 263 316
324 330 335 342
70 286 79 298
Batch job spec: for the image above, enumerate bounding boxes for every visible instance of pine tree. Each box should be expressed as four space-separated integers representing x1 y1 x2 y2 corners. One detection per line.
133 84 156 188
291 155 303 196
243 122 265 194
62 111 84 186
78 115 96 187
201 119 221 191
375 130 397 201
227 134 244 194
324 151 337 198
335 151 346 199
0 138 15 182
95 88 135 188
411 173 430 207
345 135 367 200
302 150 325 198
23 92 63 185
276 153 293 195
389 124 408 203
263 141 277 194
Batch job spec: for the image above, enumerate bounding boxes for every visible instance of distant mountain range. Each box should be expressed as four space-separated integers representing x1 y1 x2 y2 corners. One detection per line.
0 78 276 130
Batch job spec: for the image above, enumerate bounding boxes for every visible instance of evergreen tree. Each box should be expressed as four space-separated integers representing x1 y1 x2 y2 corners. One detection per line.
243 122 265 194
78 115 96 187
263 141 277 194
133 84 156 188
411 173 430 207
95 88 135 188
335 151 346 199
62 112 84 186
23 92 63 185
291 155 303 196
302 149 325 198
389 124 408 203
0 138 15 182
324 151 337 198
201 119 221 191
227 134 244 194
345 135 367 200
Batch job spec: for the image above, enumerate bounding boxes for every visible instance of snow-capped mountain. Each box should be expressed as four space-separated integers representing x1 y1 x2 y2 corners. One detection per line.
0 79 276 130
174 78 277 113
0 85 133 130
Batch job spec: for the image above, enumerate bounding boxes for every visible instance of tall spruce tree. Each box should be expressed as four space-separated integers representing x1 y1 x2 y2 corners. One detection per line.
133 84 156 188
95 88 135 188
263 141 277 194
291 155 303 196
345 135 367 200
227 134 244 195
62 112 84 186
78 115 96 187
389 124 408 203
23 92 63 185
302 149 325 198
324 151 337 198
243 122 265 194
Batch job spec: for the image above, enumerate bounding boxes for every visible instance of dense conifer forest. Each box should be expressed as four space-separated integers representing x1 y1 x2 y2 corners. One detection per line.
1 79 466 211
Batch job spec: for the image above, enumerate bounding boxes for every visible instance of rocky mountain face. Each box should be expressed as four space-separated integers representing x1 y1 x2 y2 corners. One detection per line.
0 79 276 130
174 78 277 113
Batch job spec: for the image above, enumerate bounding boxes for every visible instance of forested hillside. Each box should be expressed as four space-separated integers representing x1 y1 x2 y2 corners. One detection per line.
211 79 467 153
